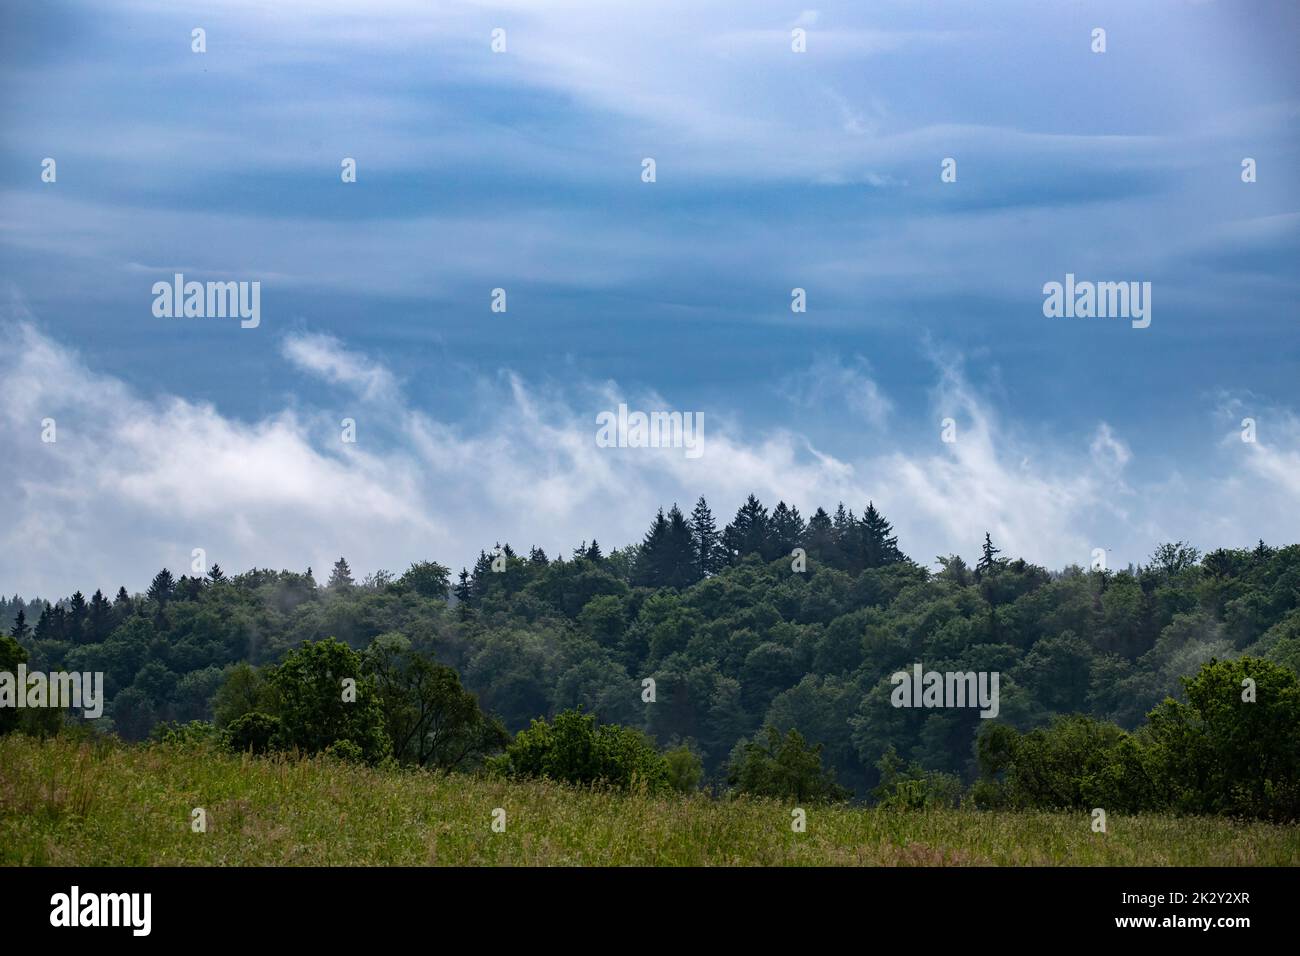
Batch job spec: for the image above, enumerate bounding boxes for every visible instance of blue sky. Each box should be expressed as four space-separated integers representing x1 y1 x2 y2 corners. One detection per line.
2 0 1298 598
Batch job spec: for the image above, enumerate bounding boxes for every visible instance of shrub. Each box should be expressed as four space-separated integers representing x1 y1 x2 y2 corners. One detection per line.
493 708 669 793
224 712 280 755
726 726 850 803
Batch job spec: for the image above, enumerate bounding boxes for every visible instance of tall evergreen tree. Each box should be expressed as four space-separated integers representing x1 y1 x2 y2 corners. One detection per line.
33 603 54 642
689 496 723 578
9 609 29 641
66 591 88 644
88 589 112 643
976 532 1002 579
585 540 603 562
859 501 903 569
663 504 698 588
527 546 549 566
207 563 227 584
112 586 133 623
147 568 176 606
634 509 672 587
769 501 807 556
327 557 355 589
804 507 836 565
723 494 773 563
832 503 858 569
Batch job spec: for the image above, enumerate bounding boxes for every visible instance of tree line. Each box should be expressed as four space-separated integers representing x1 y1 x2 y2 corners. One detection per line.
3 494 1299 818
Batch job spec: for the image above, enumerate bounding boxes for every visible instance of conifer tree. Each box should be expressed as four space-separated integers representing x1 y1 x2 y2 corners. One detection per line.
147 569 175 606
689 496 723 578
88 589 112 643
9 608 29 641
859 501 903 568
976 532 1002 579
327 557 355 589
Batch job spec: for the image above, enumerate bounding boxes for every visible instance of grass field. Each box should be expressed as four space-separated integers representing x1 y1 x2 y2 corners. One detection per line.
2 736 1296 866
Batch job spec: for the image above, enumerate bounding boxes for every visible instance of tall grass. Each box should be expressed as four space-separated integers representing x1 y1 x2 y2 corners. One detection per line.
2 736 1296 866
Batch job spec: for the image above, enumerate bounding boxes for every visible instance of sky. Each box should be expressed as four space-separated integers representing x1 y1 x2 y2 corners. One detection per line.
2 0 1298 599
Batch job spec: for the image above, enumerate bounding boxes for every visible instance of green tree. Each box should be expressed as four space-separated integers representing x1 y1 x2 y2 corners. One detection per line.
726 726 849 803
268 638 389 763
365 634 506 769
493 708 669 792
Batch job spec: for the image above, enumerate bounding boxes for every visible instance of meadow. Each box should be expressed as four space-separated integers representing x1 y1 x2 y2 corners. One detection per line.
2 736 1295 867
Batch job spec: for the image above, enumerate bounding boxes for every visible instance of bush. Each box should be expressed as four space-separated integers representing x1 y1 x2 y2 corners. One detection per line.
726 726 850 803
151 720 221 748
664 744 704 793
224 712 280 755
493 708 669 793
871 746 962 810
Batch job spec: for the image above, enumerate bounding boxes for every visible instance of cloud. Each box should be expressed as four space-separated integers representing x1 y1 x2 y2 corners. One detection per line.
779 354 893 428
283 332 399 404
4 322 1297 599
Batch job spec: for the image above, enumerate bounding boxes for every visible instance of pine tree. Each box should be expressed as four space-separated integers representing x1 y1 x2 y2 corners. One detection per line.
859 501 903 568
67 591 88 644
147 569 175 606
208 563 226 584
769 501 807 556
663 504 698 588
33 602 54 642
804 507 836 564
723 494 772 563
9 608 29 641
976 532 1002 579
112 586 133 623
454 568 473 603
327 557 354 589
689 496 723 578
88 589 112 643
528 547 549 566
585 540 603 562
634 509 671 587
832 503 858 570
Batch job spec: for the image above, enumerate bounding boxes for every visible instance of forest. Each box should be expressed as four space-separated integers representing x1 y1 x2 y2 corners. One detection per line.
3 494 1299 819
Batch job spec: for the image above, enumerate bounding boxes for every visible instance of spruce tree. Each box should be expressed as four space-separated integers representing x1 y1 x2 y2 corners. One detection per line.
147 569 175 606
664 504 698 588
9 608 29 641
859 501 903 568
327 557 354 589
634 509 671 587
804 507 835 564
723 494 772 563
976 532 1002 579
770 501 807 556
88 589 112 643
207 563 227 584
67 591 88 644
689 496 722 578
33 603 54 642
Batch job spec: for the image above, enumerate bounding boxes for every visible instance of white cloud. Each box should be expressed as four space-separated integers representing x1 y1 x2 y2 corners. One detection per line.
4 323 1297 599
